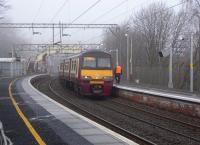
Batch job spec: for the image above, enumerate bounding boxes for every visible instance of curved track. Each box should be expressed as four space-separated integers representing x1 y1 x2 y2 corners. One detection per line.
32 75 200 145
95 101 200 142
47 78 154 145
110 99 200 129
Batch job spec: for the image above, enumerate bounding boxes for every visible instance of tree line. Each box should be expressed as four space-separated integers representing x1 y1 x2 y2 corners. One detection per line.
103 0 200 92
0 0 25 58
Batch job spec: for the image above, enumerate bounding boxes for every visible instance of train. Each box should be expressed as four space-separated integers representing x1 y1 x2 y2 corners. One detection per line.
58 50 114 97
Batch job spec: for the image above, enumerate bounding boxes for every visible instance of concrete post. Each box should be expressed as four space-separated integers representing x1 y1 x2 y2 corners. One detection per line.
168 47 173 88
190 34 193 92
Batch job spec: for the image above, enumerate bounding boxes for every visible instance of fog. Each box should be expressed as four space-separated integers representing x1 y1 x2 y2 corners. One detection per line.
0 22 27 57
0 0 27 58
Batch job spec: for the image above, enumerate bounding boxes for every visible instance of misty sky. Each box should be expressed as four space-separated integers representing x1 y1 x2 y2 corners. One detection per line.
6 0 180 44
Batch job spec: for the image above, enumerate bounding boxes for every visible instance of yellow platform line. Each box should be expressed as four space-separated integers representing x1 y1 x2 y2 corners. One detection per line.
8 78 46 145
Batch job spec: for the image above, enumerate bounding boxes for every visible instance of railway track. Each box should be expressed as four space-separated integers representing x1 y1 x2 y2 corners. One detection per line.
49 79 155 145
95 102 200 142
32 76 154 145
110 99 200 129
32 76 200 145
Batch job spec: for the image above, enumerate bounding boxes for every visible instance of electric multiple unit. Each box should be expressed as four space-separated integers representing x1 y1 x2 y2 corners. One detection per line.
59 50 113 96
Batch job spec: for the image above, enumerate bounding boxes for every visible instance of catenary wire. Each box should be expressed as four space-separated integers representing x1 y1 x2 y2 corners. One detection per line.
32 0 45 23
46 0 187 46
50 0 69 22
46 0 101 43
90 0 128 23
70 0 102 23
83 0 188 44
70 0 128 37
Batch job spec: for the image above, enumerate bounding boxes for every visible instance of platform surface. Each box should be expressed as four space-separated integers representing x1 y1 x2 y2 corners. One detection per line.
114 81 200 104
0 76 137 145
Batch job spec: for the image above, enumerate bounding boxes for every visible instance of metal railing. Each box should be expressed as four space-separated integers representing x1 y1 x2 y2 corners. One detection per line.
0 121 12 145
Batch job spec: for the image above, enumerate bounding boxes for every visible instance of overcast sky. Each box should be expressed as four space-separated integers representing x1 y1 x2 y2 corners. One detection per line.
6 0 180 44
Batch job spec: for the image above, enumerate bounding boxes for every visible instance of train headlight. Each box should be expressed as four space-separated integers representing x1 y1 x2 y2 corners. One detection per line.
81 76 92 81
103 76 113 82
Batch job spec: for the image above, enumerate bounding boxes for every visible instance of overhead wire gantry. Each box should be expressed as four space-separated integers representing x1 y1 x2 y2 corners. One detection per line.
0 23 118 29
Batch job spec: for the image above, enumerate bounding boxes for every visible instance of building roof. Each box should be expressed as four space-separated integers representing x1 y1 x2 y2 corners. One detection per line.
36 46 83 62
0 58 16 63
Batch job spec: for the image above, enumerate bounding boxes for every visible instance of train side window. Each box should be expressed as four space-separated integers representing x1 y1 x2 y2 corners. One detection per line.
73 62 74 71
72 60 74 71
72 61 74 71
77 59 78 71
74 61 76 72
71 60 73 70
75 59 78 74
76 59 78 73
74 61 76 71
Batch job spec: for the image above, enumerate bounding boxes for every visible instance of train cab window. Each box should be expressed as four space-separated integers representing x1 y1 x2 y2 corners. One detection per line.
97 58 111 68
83 57 96 68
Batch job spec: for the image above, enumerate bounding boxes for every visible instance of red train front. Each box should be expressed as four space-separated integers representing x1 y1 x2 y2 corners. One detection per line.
59 50 113 97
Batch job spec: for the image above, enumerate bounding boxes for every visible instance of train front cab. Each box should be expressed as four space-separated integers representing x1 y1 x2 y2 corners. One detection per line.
79 51 113 97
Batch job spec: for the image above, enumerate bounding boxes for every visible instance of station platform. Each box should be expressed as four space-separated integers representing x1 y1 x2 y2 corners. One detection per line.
114 81 200 118
114 81 200 104
0 76 137 145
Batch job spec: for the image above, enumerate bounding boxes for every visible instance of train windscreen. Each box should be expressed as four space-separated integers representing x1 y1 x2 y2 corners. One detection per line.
83 57 111 69
83 57 96 68
97 58 111 68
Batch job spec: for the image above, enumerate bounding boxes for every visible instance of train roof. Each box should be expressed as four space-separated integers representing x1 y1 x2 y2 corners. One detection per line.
81 49 110 55
65 49 110 59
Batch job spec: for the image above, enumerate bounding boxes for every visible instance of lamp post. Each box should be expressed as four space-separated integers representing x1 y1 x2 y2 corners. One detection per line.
107 27 121 66
125 33 129 81
168 47 173 88
190 34 194 92
158 47 173 88
116 49 119 65
130 36 133 75
177 34 194 92
109 49 119 65
100 43 104 49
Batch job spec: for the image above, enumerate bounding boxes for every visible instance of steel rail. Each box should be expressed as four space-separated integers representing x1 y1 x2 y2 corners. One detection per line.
32 76 200 144
111 100 200 129
44 79 155 145
96 102 200 143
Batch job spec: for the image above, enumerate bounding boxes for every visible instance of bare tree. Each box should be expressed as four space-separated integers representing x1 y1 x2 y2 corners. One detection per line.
0 1 27 58
103 1 193 89
0 0 8 19
132 2 174 66
181 0 200 90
